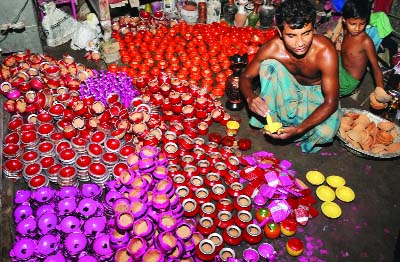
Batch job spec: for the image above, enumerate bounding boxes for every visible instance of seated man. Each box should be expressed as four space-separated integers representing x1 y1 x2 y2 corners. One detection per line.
240 0 341 153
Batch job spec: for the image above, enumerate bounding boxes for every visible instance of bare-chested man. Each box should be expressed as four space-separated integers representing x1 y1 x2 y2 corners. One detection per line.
239 0 341 153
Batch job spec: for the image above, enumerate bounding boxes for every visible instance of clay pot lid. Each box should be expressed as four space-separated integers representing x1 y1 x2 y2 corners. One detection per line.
102 152 119 163
29 175 47 188
113 163 128 177
21 131 38 144
59 166 76 178
105 138 121 151
4 132 20 144
21 123 37 132
22 151 39 162
89 162 107 176
56 141 71 153
40 156 56 169
88 143 103 156
38 141 55 154
44 64 61 75
24 163 41 176
49 103 65 116
120 145 135 157
8 118 23 131
48 163 62 175
4 158 23 172
50 132 64 142
76 155 92 168
72 137 87 147
37 112 53 123
59 148 76 161
91 131 106 143
3 143 21 155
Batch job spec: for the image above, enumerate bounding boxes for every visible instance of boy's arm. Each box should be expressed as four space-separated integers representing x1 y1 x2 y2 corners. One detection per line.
364 36 385 88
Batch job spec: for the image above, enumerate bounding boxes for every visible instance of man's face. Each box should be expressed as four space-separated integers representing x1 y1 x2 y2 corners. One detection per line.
343 18 367 37
280 22 314 57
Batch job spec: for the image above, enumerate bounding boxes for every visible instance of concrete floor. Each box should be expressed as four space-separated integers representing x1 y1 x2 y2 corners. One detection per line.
1 39 400 262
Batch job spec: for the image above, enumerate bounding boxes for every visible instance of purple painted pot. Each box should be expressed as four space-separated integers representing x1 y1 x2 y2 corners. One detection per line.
126 236 148 258
16 216 37 237
83 216 106 237
38 212 58 234
10 238 36 260
13 204 33 223
43 251 66 262
36 234 60 257
58 215 81 234
77 198 100 218
14 190 32 205
64 232 87 255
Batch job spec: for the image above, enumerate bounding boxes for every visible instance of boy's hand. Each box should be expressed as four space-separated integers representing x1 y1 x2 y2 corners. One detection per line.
374 86 392 103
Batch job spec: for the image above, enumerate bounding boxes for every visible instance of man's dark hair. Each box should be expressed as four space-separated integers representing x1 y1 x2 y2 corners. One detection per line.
275 0 316 31
342 0 371 21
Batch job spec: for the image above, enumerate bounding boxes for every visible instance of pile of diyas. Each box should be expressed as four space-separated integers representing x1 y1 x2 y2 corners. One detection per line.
338 108 400 157
1 38 334 260
110 19 276 97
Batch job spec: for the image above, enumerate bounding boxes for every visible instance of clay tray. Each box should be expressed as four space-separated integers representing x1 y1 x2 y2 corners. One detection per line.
336 108 400 159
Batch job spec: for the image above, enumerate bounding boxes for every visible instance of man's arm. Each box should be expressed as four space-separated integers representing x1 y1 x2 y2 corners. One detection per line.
363 37 385 88
240 41 277 118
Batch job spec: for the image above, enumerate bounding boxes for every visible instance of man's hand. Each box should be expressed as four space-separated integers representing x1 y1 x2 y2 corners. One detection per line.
247 96 269 118
264 126 299 140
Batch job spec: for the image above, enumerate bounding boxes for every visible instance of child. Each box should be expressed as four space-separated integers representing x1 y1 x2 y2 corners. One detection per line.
339 0 390 100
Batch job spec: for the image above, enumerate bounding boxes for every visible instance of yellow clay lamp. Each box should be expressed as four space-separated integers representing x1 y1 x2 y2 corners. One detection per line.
264 112 283 134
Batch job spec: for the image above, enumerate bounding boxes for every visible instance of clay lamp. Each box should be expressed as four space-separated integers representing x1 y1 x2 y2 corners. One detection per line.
200 202 217 219
196 239 216 262
176 185 192 201
48 103 65 118
62 125 77 140
226 156 240 171
217 248 236 262
204 172 221 188
234 210 253 230
234 195 252 213
215 211 234 230
176 221 194 243
280 218 298 237
182 198 199 218
108 64 119 74
126 236 148 258
197 217 217 237
37 111 53 123
28 174 48 190
222 225 243 246
90 131 106 144
207 233 224 255
0 81 12 95
105 138 121 153
194 188 211 206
